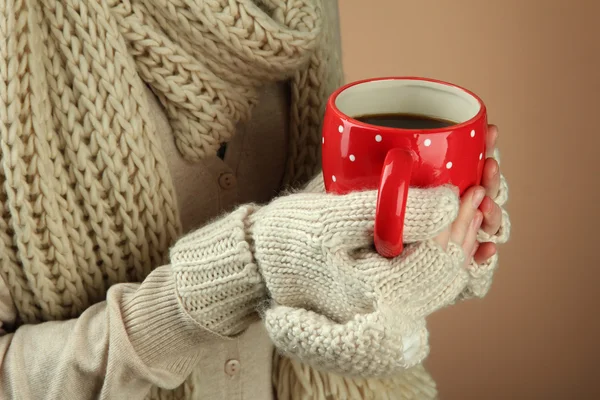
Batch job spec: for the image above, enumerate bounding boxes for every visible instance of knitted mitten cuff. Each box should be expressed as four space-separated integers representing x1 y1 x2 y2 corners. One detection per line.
170 206 267 337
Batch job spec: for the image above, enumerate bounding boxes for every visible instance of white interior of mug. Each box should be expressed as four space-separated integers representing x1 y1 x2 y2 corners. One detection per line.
335 79 481 124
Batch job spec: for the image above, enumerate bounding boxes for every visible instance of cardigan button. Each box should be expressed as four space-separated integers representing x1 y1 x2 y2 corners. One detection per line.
218 172 236 190
224 359 241 376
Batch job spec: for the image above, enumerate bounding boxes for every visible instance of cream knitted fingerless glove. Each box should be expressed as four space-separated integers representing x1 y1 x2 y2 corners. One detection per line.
250 188 467 377
170 185 467 377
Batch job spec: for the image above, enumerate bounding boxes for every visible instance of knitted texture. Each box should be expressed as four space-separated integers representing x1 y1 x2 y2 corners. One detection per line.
249 187 469 377
1 0 341 398
167 181 472 377
283 0 344 185
271 171 510 393
272 354 438 400
0 0 182 324
170 205 266 337
0 0 339 322
0 0 510 396
107 0 338 172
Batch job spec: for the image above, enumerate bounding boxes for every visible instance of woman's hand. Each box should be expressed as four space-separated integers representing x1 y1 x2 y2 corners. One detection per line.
436 124 511 299
256 134 511 377
435 124 506 268
476 124 506 261
171 128 510 378
252 177 469 378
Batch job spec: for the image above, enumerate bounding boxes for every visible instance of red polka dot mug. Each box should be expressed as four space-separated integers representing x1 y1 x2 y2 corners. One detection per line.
322 77 487 258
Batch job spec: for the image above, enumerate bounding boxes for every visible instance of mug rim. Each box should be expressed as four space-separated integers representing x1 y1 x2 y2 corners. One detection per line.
328 76 487 135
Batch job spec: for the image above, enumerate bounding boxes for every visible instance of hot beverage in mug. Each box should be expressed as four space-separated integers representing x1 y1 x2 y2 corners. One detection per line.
355 113 456 130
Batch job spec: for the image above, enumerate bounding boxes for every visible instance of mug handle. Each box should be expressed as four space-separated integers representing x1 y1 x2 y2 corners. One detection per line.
374 148 415 258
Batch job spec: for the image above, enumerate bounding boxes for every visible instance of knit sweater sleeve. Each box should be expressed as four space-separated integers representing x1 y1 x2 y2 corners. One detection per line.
0 266 206 399
0 266 213 399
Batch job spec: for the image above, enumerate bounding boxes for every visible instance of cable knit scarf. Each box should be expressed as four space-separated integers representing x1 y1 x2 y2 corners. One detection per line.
0 0 339 325
0 0 358 398
1 0 440 399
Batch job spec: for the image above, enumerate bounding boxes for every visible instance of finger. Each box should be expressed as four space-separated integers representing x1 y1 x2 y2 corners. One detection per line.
481 158 501 199
473 242 497 264
404 185 459 242
462 210 483 262
480 196 503 236
326 185 459 248
486 124 498 158
450 186 485 245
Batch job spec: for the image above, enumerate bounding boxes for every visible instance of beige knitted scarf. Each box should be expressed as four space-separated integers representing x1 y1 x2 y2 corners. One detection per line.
1 0 437 398
0 0 339 323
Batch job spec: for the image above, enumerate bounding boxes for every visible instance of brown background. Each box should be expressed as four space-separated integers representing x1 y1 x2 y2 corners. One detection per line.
338 1 600 398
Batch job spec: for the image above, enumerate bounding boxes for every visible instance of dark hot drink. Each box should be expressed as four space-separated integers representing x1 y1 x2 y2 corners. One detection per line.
355 113 456 130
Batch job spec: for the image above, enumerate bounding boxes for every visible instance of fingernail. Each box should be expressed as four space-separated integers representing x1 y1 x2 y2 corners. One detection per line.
489 162 499 177
472 189 485 208
482 196 493 213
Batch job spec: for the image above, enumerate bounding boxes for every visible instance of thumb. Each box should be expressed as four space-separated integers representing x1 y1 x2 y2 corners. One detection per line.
403 185 460 242
321 185 459 246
